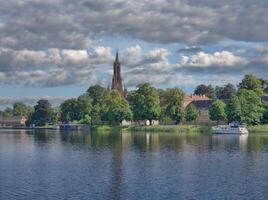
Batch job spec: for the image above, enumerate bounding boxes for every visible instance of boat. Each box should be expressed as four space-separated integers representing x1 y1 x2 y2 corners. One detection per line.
212 122 249 134
52 123 90 131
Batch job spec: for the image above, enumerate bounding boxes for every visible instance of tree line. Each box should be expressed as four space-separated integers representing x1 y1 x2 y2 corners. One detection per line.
1 74 268 126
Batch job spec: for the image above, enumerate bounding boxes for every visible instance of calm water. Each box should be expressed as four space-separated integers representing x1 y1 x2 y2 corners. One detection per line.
0 130 268 200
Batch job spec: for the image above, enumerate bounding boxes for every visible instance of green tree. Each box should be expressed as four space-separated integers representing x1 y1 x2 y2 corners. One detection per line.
128 83 161 124
1 107 13 117
31 99 53 126
215 83 236 100
194 84 215 99
235 89 264 125
87 84 108 105
164 88 185 124
209 100 227 125
262 102 268 124
60 97 92 123
185 104 199 122
12 102 33 116
87 85 109 124
107 90 132 124
259 79 268 94
226 95 242 122
238 74 263 94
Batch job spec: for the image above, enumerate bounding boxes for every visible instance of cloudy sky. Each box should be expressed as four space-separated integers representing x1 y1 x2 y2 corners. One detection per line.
0 0 267 107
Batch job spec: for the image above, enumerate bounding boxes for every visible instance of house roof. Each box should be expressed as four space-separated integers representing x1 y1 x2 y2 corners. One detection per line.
183 94 210 108
0 116 27 123
189 100 214 109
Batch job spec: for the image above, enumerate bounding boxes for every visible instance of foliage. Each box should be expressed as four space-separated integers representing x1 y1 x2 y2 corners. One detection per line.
185 104 199 122
60 96 92 123
1 107 13 117
215 83 236 100
87 85 110 124
87 84 109 105
261 102 268 124
238 74 263 95
209 100 226 124
226 95 242 123
30 99 53 126
194 84 215 98
163 88 185 124
107 90 132 123
12 102 33 116
165 105 184 124
236 89 264 125
128 83 161 123
259 79 268 94
226 89 264 125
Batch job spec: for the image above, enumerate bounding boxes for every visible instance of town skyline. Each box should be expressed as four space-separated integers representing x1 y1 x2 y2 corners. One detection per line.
0 0 267 107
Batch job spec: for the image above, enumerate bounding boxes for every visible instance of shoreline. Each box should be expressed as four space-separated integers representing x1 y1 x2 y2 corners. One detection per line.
1 124 268 134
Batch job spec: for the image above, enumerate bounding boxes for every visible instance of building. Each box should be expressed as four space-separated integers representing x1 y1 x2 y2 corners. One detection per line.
111 51 125 97
0 116 27 127
183 94 210 108
183 95 214 124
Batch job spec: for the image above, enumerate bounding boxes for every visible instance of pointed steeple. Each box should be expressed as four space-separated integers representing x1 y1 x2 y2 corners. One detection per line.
111 50 125 97
115 50 119 62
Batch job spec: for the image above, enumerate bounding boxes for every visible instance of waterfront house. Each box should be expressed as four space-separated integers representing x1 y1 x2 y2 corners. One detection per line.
0 116 27 127
182 94 214 124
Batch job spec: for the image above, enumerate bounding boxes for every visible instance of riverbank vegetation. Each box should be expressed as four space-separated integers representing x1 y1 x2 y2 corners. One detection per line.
0 74 268 130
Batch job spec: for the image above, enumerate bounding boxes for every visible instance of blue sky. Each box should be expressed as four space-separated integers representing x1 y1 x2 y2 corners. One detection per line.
0 0 267 108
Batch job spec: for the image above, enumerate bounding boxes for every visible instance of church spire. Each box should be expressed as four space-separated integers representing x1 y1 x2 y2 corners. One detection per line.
111 50 125 97
115 50 119 62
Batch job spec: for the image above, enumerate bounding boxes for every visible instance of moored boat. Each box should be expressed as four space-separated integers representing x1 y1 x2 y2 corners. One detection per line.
212 122 248 134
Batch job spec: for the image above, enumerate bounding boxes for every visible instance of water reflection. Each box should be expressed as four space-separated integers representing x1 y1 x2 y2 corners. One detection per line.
54 131 268 153
1 130 268 200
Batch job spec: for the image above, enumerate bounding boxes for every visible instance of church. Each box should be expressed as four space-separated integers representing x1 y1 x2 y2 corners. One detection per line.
111 51 126 97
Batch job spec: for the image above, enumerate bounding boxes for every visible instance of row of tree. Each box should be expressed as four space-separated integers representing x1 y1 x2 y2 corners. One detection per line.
209 89 265 125
1 74 268 126
194 74 268 99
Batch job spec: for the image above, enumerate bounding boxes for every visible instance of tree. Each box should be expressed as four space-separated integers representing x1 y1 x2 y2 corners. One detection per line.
1 107 13 117
60 96 92 123
235 89 264 125
185 104 199 122
87 85 109 124
209 100 227 125
259 78 268 94
107 90 132 124
194 84 215 98
87 84 108 105
226 95 242 123
215 83 236 100
31 99 53 126
164 88 185 124
262 102 268 124
238 74 263 94
128 83 161 124
12 102 33 116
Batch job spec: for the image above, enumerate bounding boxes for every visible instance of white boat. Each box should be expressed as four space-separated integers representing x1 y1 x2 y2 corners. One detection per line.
212 122 248 134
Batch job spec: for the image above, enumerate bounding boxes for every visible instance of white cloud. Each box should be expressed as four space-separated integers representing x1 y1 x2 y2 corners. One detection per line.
178 51 248 67
62 49 89 63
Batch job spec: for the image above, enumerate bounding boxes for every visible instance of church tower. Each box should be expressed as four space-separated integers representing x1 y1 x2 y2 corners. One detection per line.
111 51 125 97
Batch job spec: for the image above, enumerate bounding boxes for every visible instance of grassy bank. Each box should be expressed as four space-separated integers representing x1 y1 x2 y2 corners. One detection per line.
128 125 212 133
92 124 212 134
248 125 268 133
91 125 130 132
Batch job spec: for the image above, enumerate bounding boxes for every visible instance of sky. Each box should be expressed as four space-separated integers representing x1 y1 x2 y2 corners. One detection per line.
0 0 268 108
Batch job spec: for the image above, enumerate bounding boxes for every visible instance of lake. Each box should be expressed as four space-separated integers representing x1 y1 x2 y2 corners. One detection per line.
0 129 268 200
